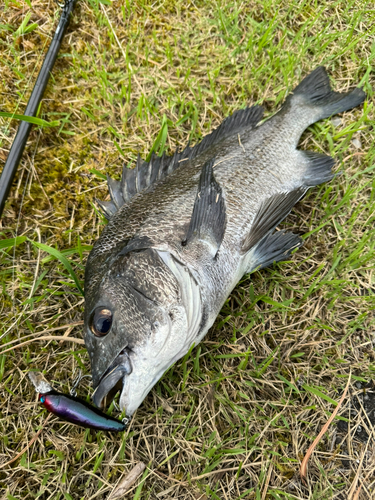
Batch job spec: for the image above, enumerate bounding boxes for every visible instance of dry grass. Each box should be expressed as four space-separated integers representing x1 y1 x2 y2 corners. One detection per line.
0 0 374 499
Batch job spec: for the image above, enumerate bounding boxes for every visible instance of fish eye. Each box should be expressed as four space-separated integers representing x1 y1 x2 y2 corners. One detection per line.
91 307 113 337
39 395 45 403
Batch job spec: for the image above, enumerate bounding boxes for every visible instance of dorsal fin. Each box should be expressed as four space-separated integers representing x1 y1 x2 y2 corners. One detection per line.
191 104 263 159
97 105 263 218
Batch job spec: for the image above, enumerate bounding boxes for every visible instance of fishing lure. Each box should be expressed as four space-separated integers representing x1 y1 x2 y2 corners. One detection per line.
29 371 126 432
38 390 126 432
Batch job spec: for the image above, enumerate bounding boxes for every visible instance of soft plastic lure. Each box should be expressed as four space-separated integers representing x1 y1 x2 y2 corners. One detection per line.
28 371 126 432
38 391 126 432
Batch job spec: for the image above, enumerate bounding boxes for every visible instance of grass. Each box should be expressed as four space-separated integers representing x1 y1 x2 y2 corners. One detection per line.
0 0 374 498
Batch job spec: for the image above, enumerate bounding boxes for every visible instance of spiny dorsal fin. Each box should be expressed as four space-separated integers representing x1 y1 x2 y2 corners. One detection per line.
182 158 226 257
95 199 117 219
98 105 263 218
241 187 306 254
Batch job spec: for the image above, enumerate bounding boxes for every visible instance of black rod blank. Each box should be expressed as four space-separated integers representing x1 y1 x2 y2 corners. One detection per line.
0 0 78 218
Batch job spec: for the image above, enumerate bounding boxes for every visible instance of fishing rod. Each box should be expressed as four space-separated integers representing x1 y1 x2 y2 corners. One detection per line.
0 0 78 218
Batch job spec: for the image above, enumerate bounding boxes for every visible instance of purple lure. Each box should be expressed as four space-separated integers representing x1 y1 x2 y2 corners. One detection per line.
39 390 126 432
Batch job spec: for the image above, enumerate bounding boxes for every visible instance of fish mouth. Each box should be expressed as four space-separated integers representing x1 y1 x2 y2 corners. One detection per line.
92 348 132 409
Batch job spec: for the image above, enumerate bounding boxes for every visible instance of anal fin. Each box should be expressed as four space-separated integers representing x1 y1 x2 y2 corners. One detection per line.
244 230 303 274
241 188 306 254
182 158 226 257
301 150 335 187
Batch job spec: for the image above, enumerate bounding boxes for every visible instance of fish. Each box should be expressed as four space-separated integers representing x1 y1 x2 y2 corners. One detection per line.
83 67 366 416
28 371 126 431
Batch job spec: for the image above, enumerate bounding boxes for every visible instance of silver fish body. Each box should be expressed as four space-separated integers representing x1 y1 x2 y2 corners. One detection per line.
84 67 365 416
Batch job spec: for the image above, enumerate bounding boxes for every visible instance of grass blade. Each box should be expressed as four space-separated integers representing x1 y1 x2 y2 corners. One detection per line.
29 240 84 296
0 236 26 250
302 385 340 406
300 375 351 484
0 111 59 127
132 463 151 500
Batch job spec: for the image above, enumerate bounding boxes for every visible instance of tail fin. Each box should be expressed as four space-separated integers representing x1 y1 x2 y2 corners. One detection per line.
290 67 366 120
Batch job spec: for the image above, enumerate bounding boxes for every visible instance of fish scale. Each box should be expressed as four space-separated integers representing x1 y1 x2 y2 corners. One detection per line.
83 67 366 416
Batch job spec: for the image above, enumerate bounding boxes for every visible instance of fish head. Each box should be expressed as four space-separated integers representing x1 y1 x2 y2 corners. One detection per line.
84 247 201 416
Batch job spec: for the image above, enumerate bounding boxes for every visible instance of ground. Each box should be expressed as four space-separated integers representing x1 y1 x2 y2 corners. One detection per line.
0 0 374 499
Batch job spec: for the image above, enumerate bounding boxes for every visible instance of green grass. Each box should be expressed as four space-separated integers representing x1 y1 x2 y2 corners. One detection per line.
0 0 374 498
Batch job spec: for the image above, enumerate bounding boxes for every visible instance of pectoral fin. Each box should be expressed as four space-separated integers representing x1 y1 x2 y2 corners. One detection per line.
182 158 226 257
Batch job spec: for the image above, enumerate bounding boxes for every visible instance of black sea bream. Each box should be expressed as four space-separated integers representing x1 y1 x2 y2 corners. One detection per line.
83 67 365 416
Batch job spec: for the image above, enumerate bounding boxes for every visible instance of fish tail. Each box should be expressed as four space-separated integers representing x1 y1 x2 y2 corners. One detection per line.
289 66 366 120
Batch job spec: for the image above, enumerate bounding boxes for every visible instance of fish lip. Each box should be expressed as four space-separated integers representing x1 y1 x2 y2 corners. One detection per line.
92 348 132 408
